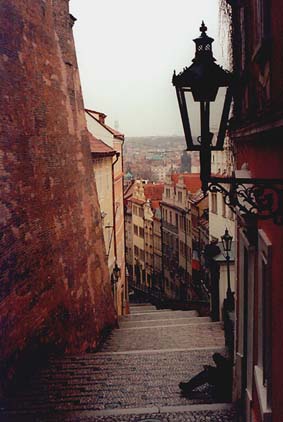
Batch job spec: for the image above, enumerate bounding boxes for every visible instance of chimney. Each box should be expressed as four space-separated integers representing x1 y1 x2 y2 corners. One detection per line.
99 113 106 125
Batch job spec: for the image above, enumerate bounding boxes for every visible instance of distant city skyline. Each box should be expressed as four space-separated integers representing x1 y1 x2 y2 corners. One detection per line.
70 0 227 137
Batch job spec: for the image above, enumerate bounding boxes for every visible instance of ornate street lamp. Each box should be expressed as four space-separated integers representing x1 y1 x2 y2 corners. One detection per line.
172 21 233 192
221 228 233 256
221 228 234 310
173 23 283 224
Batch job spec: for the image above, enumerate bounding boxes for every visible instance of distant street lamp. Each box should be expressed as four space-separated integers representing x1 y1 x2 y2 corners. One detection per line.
221 228 234 310
111 262 121 285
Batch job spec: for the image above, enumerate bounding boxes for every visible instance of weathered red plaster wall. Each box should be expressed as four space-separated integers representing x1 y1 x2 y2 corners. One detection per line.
0 0 116 391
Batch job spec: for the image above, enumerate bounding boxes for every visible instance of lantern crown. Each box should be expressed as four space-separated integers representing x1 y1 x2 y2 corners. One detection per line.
193 21 215 63
172 23 231 102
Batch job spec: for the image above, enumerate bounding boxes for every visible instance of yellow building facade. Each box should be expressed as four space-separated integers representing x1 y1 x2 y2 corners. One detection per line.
86 109 128 316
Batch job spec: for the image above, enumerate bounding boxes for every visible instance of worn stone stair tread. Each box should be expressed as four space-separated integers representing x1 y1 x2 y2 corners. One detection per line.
129 306 157 313
120 310 199 321
118 317 213 330
1 403 237 421
119 316 211 328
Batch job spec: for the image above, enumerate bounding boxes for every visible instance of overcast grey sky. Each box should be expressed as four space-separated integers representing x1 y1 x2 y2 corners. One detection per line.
70 0 226 137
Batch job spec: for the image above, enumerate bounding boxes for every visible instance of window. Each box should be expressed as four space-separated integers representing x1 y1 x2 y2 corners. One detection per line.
180 241 185 257
140 250 145 261
139 227 144 238
134 246 139 257
178 191 182 202
211 192 218 214
166 188 170 198
185 218 189 233
139 208 143 218
134 225 138 236
169 211 172 224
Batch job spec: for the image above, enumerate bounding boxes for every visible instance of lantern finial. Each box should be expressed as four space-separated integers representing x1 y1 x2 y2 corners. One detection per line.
200 21 207 34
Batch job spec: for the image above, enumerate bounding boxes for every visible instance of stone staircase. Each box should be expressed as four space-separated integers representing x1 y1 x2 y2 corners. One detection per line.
1 304 237 421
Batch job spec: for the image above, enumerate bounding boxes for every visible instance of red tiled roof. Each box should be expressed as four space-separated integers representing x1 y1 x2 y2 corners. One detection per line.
105 124 124 140
124 180 135 200
151 200 161 210
89 132 116 156
144 183 164 201
170 173 202 193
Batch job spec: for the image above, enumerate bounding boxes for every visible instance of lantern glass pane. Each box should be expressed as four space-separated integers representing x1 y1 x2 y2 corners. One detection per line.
184 90 202 143
210 86 227 138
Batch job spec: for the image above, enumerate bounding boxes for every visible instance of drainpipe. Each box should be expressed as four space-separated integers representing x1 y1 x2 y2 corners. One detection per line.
184 207 189 301
160 203 165 302
111 151 120 311
111 152 120 258
120 137 129 313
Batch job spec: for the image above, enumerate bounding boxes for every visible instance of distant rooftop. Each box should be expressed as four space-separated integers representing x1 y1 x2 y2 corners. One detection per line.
144 183 164 201
170 173 202 193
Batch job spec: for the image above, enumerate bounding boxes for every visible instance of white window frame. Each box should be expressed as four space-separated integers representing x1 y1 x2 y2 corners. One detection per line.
236 228 255 421
254 229 272 422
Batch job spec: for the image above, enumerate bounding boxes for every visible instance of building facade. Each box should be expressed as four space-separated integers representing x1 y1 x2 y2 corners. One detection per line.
130 181 164 294
189 191 209 300
223 1 283 420
86 109 128 316
161 174 202 302
89 134 121 307
208 142 236 320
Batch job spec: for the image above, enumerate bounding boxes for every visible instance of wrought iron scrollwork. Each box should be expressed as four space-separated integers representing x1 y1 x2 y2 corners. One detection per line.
208 178 283 225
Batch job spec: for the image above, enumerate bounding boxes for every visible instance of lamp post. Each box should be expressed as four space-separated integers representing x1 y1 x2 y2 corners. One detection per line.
221 228 234 310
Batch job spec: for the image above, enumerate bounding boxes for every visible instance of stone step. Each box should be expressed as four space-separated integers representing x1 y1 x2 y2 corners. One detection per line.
130 307 159 314
129 304 156 311
1 404 237 421
1 348 227 414
120 310 198 322
119 316 211 329
101 322 224 352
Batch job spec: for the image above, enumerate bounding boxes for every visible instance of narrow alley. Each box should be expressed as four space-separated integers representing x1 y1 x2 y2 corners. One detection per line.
1 304 237 421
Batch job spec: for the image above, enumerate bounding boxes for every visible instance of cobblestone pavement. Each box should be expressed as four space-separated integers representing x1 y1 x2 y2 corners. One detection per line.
1 304 237 421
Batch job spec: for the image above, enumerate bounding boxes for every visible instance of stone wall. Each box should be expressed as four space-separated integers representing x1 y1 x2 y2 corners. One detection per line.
0 0 116 391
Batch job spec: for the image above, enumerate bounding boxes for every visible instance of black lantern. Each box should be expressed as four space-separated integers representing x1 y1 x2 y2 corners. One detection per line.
221 228 234 310
172 22 233 191
221 228 233 257
111 262 121 285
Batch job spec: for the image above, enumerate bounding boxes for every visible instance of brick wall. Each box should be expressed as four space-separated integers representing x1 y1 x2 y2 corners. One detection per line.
0 0 116 392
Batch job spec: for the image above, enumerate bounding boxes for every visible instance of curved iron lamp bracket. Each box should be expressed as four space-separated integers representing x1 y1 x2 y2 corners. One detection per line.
208 177 283 225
